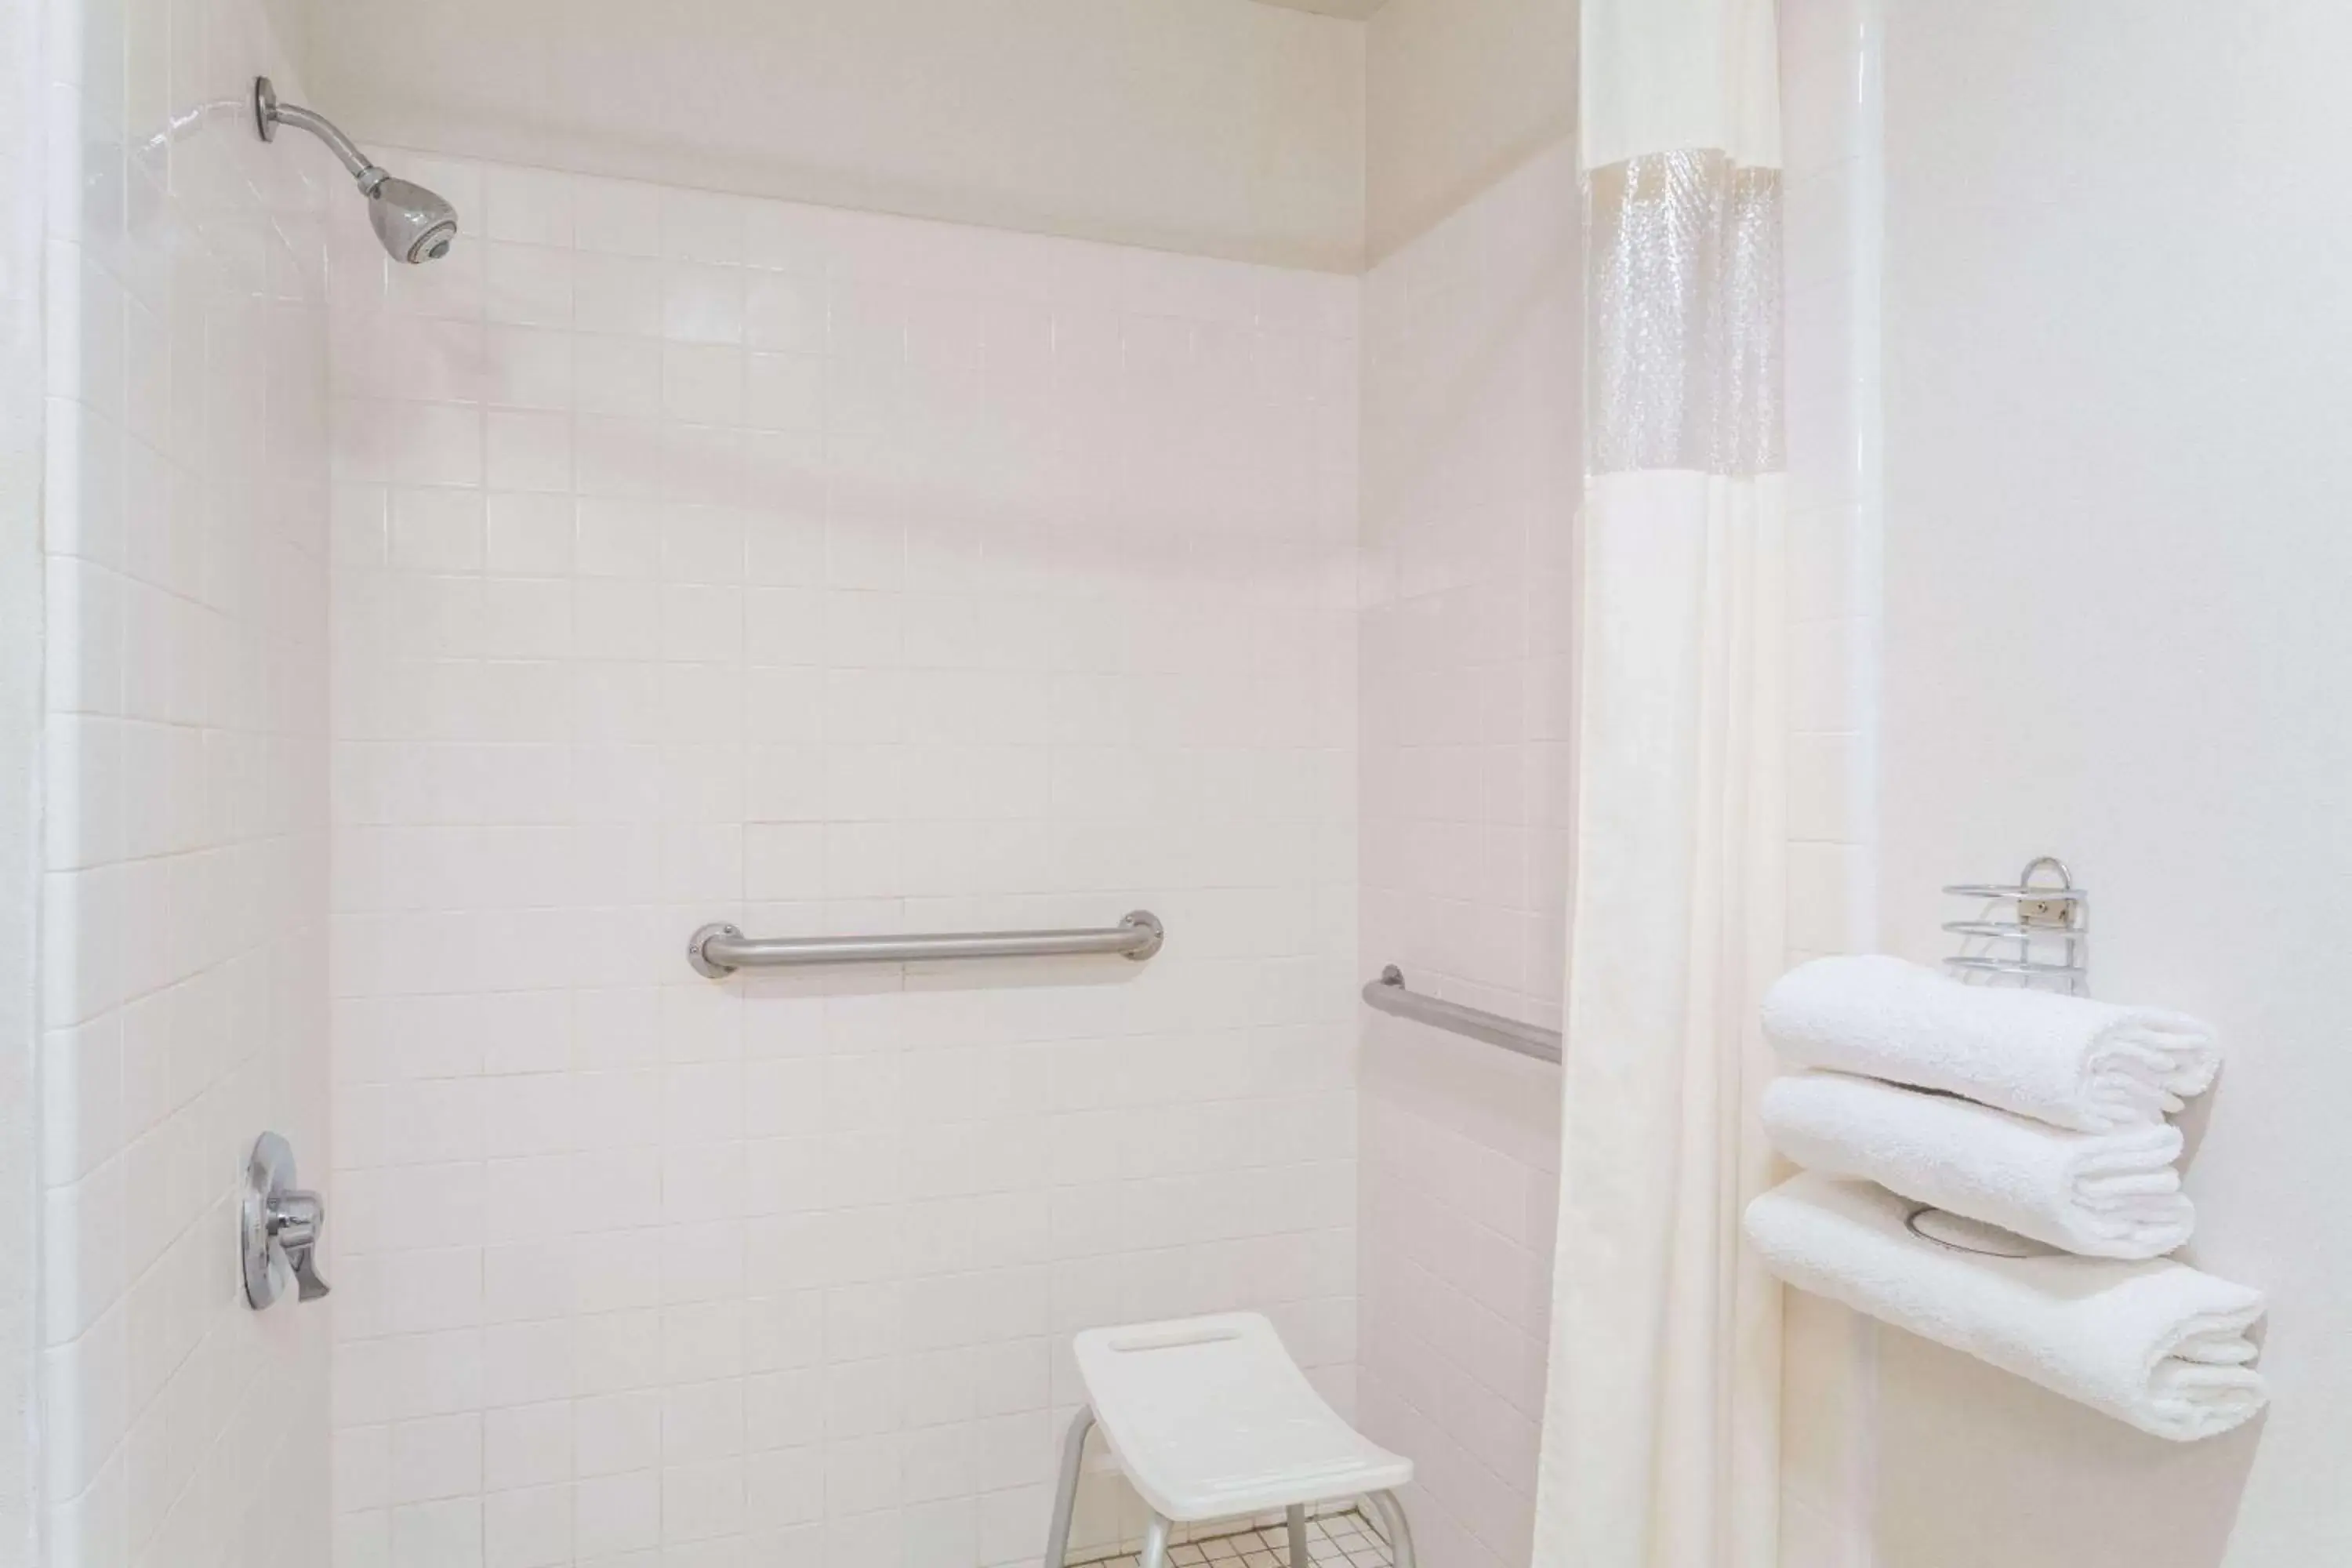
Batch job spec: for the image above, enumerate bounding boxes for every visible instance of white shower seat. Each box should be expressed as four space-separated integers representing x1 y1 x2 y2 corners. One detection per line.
1044 1312 1417 1568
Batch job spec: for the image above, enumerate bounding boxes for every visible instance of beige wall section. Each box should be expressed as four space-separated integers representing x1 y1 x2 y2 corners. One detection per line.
1364 0 1576 263
297 0 1367 270
1877 3 2352 1565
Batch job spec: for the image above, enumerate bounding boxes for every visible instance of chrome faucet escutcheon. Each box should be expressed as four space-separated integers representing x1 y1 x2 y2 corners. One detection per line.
242 1132 331 1308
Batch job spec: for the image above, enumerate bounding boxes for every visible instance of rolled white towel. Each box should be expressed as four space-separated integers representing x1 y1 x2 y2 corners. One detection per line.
1762 955 2220 1131
1762 1071 2194 1259
1744 1173 2267 1443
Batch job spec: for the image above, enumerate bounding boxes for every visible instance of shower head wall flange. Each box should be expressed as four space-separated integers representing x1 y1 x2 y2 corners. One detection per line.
252 75 459 264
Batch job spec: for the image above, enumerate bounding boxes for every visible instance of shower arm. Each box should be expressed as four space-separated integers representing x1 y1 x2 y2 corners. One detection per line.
253 78 385 190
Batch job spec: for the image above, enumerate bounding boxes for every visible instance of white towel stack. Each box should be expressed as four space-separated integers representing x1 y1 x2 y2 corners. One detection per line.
1744 956 2266 1441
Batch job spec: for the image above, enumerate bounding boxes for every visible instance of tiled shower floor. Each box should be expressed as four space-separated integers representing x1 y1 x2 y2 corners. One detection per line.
1080 1512 1394 1568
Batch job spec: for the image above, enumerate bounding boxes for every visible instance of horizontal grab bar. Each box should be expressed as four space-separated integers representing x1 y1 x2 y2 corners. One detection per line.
688 910 1165 978
1360 965 1561 1064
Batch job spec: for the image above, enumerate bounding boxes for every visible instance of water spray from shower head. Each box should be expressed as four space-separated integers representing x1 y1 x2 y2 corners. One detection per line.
254 76 459 263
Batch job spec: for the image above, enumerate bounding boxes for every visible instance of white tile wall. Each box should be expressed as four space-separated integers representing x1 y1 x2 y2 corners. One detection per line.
1355 143 1581 1568
1780 0 1884 967
0 0 42 1529
35 0 335 1562
1777 1 1884 1563
321 153 1363 1568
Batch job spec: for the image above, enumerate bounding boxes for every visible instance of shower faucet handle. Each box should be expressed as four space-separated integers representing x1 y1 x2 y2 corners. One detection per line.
274 1186 332 1302
242 1133 332 1308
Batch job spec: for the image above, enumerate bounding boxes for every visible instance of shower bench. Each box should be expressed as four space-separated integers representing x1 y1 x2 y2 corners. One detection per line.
1044 1312 1417 1568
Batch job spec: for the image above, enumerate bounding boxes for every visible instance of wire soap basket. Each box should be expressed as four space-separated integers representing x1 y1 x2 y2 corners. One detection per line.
1901 855 2091 1258
1943 854 2087 996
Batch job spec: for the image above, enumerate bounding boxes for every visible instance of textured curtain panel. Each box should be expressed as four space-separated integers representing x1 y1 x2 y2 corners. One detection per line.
1588 152 1784 478
1531 2 1788 1566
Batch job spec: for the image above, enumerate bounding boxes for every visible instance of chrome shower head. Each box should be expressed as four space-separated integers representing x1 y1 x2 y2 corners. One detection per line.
254 76 459 263
360 173 459 264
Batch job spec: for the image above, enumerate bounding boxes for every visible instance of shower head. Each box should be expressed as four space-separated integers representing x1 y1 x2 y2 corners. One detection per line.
360 175 459 265
253 76 458 263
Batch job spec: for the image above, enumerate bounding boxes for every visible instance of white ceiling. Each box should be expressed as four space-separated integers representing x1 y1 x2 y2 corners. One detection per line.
305 0 1369 270
1249 0 1390 18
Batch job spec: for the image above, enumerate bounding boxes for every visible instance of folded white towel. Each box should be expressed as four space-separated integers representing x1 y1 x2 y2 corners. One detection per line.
1744 1173 2267 1442
1761 955 2220 1131
1762 1071 2194 1259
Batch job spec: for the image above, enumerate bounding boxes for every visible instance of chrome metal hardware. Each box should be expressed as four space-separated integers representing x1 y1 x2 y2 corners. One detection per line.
1903 1203 2045 1259
688 910 1165 978
242 1132 331 1308
1943 854 2088 995
1360 965 1563 1065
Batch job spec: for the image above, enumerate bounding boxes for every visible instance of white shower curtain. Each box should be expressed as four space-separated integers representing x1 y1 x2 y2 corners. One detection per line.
1532 2 1787 1566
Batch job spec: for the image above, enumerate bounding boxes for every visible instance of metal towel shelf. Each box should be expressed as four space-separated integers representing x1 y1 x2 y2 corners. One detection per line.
1360 965 1561 1064
688 910 1165 978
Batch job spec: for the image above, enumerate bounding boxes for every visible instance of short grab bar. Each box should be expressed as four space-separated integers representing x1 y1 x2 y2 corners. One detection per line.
1360 964 1562 1064
688 910 1165 978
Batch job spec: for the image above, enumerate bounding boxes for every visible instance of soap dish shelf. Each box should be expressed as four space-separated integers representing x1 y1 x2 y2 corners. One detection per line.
1942 855 2087 996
